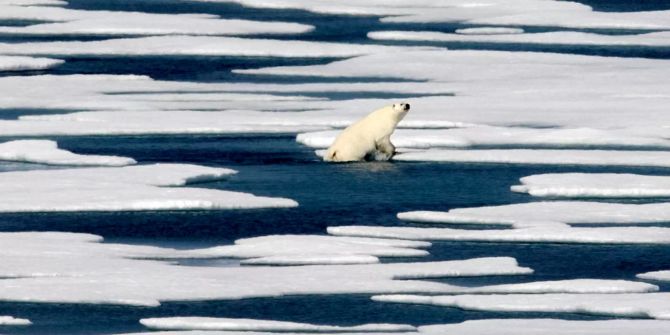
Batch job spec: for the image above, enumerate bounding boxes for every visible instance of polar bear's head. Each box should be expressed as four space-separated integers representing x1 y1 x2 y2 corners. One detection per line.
391 102 410 122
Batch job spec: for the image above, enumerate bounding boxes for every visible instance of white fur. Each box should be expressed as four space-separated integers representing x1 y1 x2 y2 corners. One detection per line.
324 103 410 162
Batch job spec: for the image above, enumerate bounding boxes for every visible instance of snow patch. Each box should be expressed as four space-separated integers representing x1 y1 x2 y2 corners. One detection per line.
0 316 31 326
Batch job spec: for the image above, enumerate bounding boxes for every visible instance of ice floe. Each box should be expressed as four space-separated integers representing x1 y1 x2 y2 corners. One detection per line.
393 149 670 168
158 235 431 265
0 316 31 326
140 317 415 332
398 202 670 228
419 319 670 335
0 55 63 71
455 27 524 35
200 0 670 30
369 30 670 47
373 293 670 319
638 270 670 282
0 3 312 36
240 49 670 130
0 231 531 305
513 173 670 198
0 139 136 166
329 224 670 244
0 163 298 212
329 201 670 244
0 36 410 58
297 127 670 150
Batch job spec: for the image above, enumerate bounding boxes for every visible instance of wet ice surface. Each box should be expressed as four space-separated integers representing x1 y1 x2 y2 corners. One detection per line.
3 0 670 334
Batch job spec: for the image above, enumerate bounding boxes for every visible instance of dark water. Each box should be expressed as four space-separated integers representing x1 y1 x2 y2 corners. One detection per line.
2 0 670 334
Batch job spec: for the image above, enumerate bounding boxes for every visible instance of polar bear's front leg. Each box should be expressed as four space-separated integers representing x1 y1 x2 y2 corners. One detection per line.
375 136 396 160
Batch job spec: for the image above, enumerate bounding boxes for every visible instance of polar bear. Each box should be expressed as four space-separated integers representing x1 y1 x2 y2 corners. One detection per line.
324 102 410 162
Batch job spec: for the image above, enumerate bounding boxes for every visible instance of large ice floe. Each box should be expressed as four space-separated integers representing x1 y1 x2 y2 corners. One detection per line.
0 36 410 58
139 317 415 332
369 31 670 47
197 0 670 30
372 293 670 319
0 139 135 166
0 231 531 306
418 319 670 335
0 163 297 212
0 55 63 71
157 235 431 265
0 2 313 36
0 316 31 326
513 173 670 198
329 202 670 244
393 149 670 168
297 127 670 150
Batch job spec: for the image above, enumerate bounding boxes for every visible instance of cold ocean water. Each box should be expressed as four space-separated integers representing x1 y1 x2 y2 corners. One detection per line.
2 0 670 334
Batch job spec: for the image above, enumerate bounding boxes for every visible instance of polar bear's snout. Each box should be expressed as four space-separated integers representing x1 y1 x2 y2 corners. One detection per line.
394 103 410 111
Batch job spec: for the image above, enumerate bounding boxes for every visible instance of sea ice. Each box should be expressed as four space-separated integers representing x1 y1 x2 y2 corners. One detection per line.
455 27 525 35
638 270 670 282
513 173 670 198
0 231 531 306
0 316 31 326
140 317 415 332
197 0 670 30
419 319 670 335
369 31 670 47
0 140 136 166
157 235 431 265
373 293 670 319
0 55 63 71
0 163 298 212
0 35 411 58
398 202 670 228
0 3 312 36
297 127 670 150
393 149 670 168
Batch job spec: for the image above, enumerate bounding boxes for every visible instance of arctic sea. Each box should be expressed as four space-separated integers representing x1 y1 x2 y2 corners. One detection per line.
1 0 670 334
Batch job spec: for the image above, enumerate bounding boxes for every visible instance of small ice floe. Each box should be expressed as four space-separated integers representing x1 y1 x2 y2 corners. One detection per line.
140 317 415 332
0 140 135 166
373 293 670 319
0 55 63 72
373 279 658 296
399 202 670 227
513 173 670 198
0 35 409 58
157 235 431 265
419 319 670 335
297 127 670 150
329 201 670 244
0 163 298 212
455 27 524 35
0 231 531 305
394 149 670 168
0 316 31 326
638 270 670 282
369 30 670 47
